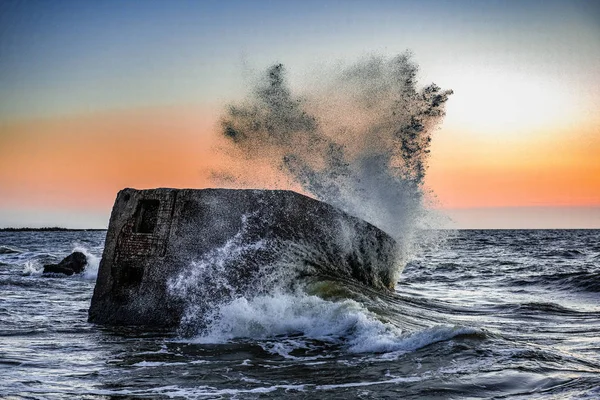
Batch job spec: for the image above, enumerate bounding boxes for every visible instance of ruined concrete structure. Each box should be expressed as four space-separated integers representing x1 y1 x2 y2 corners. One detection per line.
89 188 398 327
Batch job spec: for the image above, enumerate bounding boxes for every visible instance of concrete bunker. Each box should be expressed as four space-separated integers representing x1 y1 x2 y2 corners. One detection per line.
89 188 398 327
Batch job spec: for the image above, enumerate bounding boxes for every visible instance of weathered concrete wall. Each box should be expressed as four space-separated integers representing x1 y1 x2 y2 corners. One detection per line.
89 188 398 327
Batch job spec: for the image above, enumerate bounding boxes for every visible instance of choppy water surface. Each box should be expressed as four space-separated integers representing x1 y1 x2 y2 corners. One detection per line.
1 229 599 399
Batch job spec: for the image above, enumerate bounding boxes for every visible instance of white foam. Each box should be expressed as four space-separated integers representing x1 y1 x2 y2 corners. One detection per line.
132 361 187 368
71 244 101 280
149 384 307 397
189 290 477 354
315 375 423 390
21 260 42 276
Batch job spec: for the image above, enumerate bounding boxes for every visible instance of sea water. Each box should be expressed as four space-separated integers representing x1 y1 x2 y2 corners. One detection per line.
1 229 599 399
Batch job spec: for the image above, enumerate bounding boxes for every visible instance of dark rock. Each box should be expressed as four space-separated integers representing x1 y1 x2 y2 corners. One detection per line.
89 188 398 327
43 251 87 275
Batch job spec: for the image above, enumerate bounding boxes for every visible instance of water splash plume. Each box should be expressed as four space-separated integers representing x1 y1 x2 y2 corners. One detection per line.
171 53 453 341
219 52 452 248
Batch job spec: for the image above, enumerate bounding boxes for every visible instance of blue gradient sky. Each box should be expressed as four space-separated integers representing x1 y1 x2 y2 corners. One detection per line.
3 0 598 119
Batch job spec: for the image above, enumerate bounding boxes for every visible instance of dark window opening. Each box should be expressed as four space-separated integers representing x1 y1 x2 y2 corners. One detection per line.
113 262 144 287
134 199 160 234
122 264 144 286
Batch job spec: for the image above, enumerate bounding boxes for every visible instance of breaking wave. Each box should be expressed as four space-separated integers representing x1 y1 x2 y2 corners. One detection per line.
72 244 100 280
21 260 42 276
19 243 100 279
187 289 479 354
169 53 455 353
167 215 477 355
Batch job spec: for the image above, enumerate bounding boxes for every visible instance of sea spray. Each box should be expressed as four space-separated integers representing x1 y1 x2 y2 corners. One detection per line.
217 52 452 257
172 53 453 344
20 243 100 278
168 213 302 336
174 282 478 354
21 260 42 276
165 212 474 352
168 211 397 336
72 243 101 280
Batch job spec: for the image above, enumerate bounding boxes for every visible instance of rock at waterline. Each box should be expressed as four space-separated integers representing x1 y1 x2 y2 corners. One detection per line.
89 188 399 327
43 252 87 275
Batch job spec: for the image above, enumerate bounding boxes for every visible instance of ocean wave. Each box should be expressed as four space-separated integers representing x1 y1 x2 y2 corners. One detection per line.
18 244 101 279
492 302 582 315
185 290 480 355
0 245 23 254
1 276 53 288
21 260 43 276
543 249 585 258
553 271 600 292
71 244 100 280
510 270 600 293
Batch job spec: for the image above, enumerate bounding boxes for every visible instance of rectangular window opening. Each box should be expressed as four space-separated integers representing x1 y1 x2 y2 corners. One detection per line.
134 199 160 234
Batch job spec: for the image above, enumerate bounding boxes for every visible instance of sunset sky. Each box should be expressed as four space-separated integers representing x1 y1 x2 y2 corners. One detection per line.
1 0 599 228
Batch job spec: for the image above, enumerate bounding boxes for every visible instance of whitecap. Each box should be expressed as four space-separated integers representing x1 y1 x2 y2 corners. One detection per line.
187 290 479 355
71 243 101 280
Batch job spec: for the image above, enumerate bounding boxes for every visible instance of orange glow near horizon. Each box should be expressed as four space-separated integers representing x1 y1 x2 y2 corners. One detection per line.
1 105 599 217
0 107 222 210
426 122 600 209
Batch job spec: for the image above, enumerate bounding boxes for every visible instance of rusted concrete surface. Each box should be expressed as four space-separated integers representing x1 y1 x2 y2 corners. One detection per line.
89 188 398 327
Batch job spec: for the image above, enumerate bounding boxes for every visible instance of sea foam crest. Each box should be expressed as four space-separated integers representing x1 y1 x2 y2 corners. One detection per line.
21 245 100 278
189 289 477 354
21 260 42 276
168 220 475 354
72 243 101 280
168 213 287 335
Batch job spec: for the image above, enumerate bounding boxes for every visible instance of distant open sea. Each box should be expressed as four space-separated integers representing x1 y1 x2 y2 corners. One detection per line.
1 229 599 399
